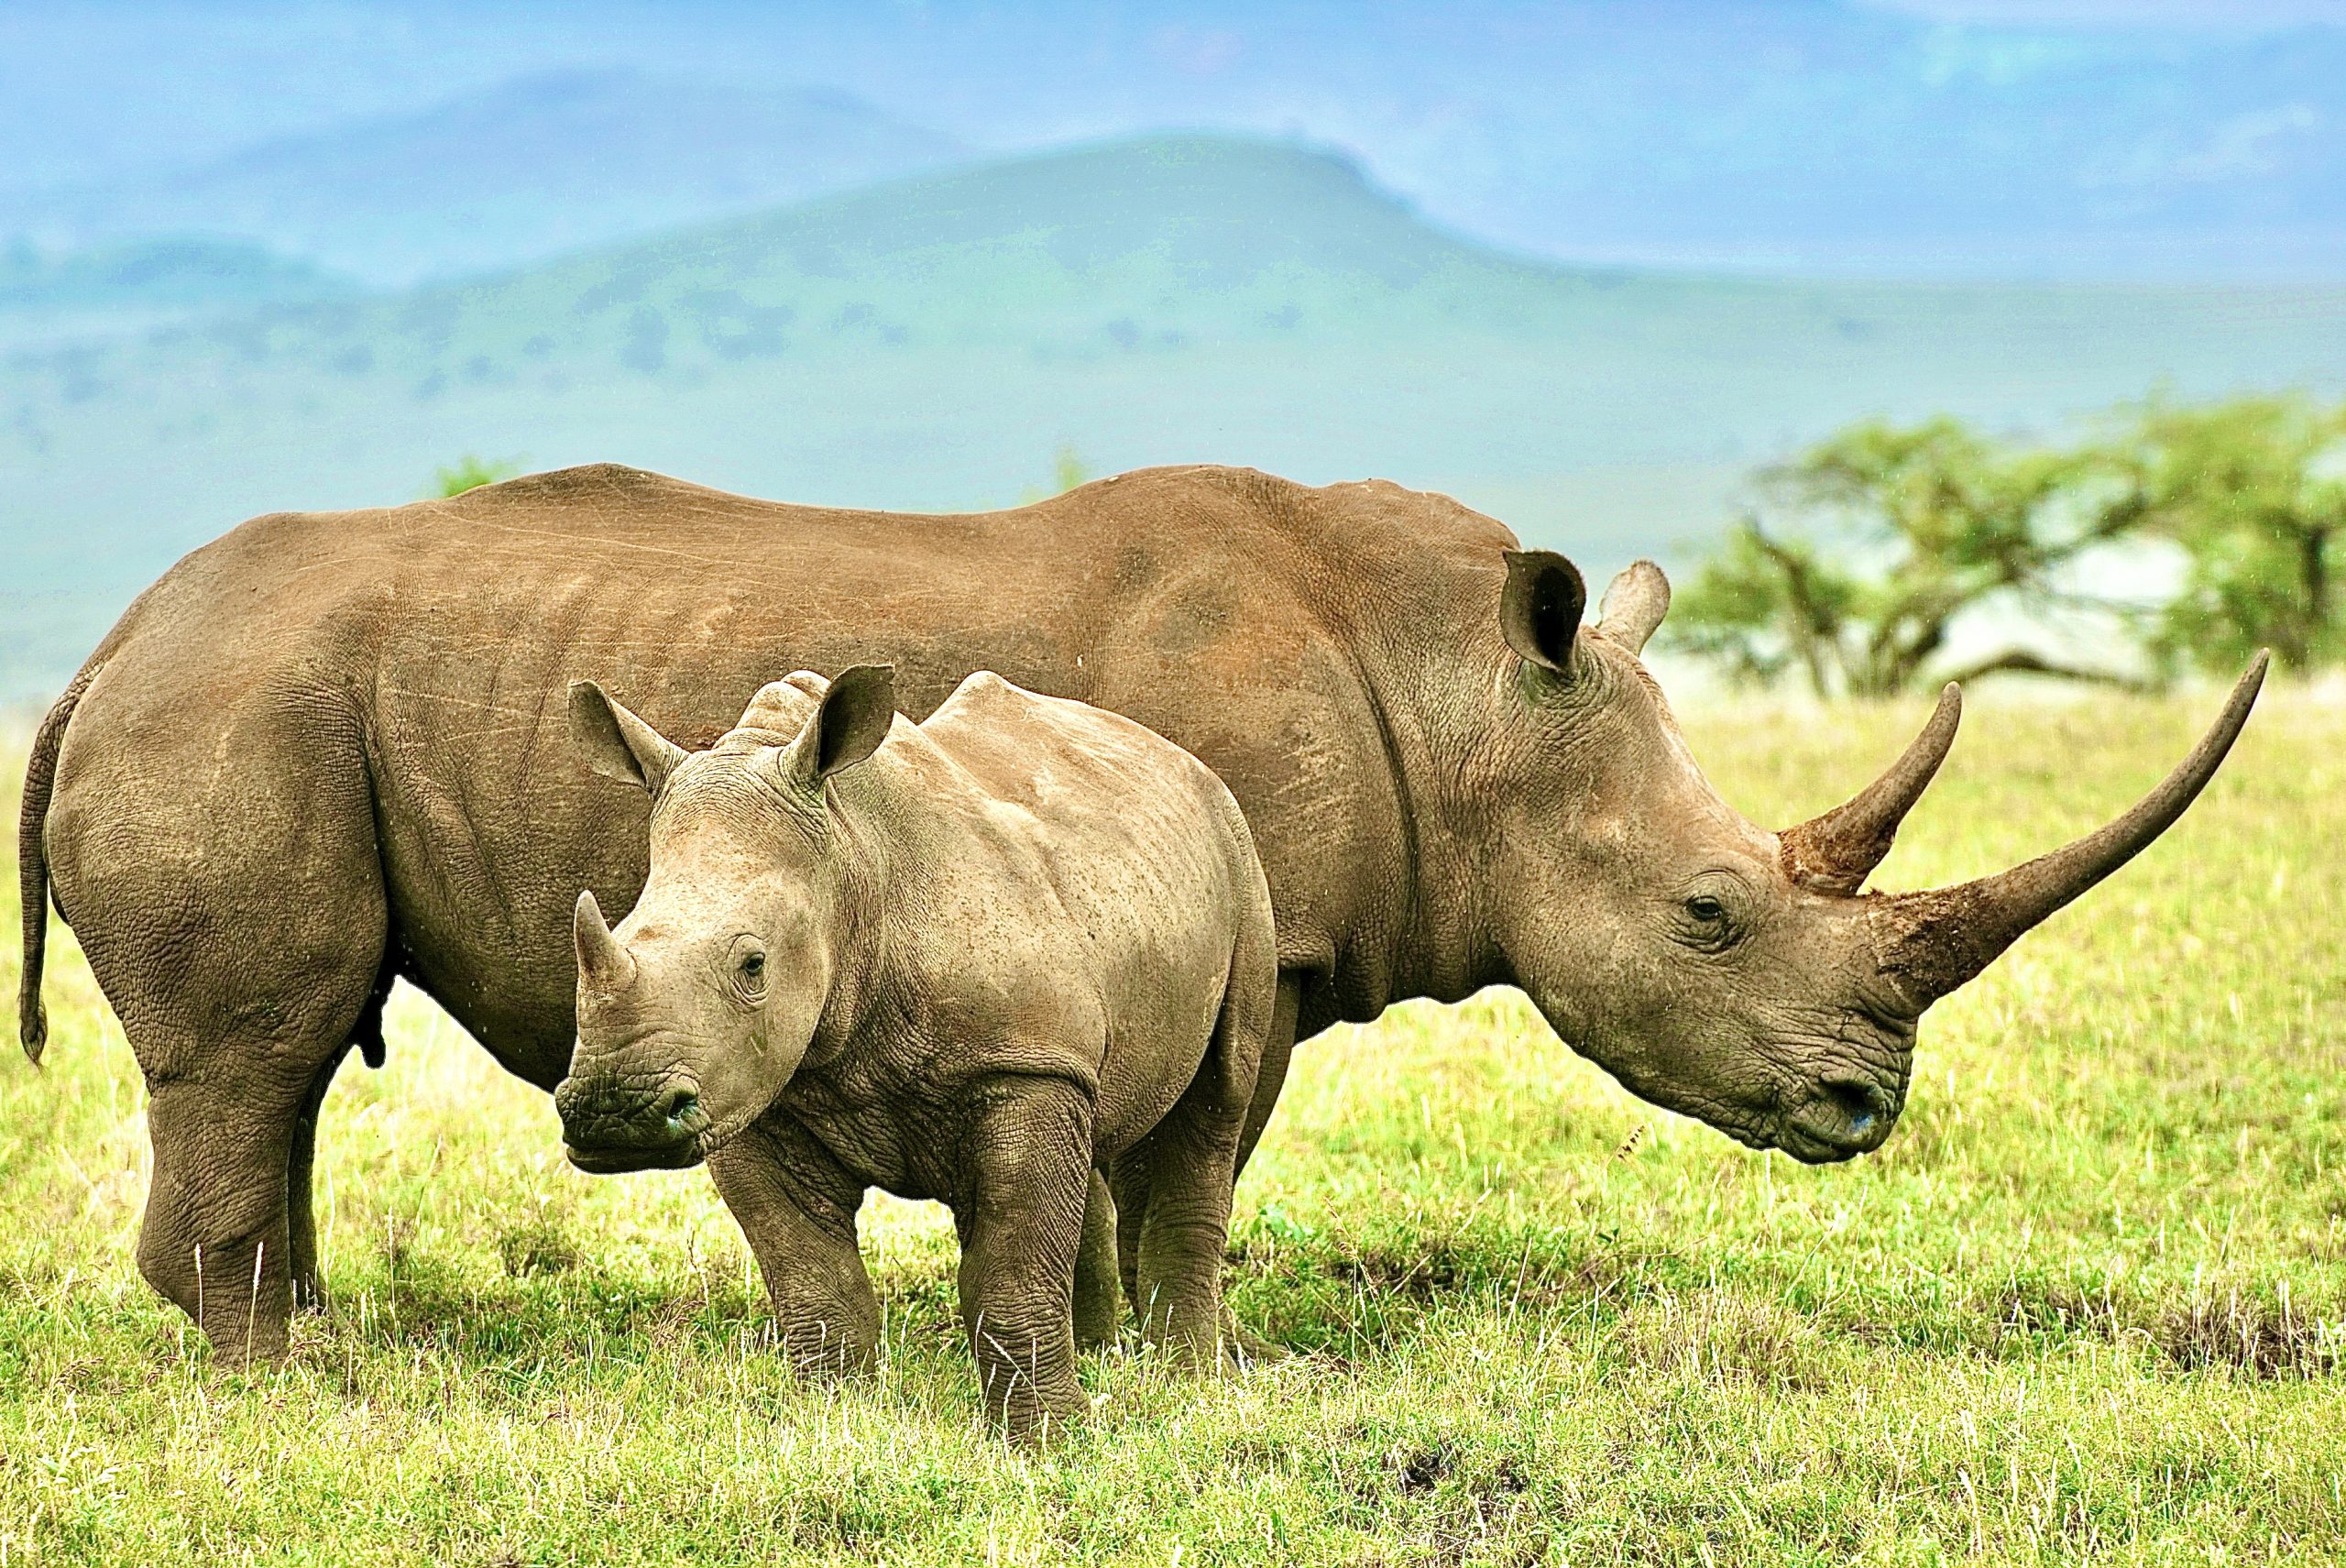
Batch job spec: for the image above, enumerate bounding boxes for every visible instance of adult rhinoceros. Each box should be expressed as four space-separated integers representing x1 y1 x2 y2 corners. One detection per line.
18 462 2262 1363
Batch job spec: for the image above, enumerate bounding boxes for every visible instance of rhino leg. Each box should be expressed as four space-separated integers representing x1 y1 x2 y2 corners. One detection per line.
133 957 380 1364
1113 1077 1243 1369
1072 1169 1122 1351
285 1044 350 1313
47 700 389 1366
1112 1142 1150 1318
951 1076 1092 1444
1115 975 1299 1366
706 1113 878 1377
138 1071 315 1364
1230 972 1302 1181
1120 947 1276 1370
1216 973 1302 1365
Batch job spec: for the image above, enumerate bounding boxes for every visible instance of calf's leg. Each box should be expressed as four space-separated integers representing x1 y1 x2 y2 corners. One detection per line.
707 1113 879 1376
1114 1106 1241 1366
951 1076 1093 1442
1111 986 1260 1368
1072 1168 1122 1350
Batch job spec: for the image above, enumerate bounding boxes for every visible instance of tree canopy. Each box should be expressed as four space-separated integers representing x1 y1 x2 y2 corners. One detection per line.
1665 393 2343 695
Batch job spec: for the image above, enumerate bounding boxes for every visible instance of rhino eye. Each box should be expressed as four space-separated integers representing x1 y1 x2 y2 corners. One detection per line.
1674 885 1745 952
731 943 769 1002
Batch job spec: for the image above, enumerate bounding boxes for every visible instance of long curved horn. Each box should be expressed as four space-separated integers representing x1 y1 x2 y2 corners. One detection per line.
1781 684 1964 895
574 889 636 994
1872 654 2267 1007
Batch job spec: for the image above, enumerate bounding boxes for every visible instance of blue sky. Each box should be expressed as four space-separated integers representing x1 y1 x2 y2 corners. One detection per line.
3 1 2341 278
1871 0 2341 24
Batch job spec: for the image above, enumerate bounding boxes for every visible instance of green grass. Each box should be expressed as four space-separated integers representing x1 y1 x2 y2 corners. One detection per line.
2 688 2342 1563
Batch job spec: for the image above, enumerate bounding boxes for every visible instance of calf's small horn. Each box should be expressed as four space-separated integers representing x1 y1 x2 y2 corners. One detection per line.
574 889 636 993
1781 683 1963 895
1872 653 2268 1006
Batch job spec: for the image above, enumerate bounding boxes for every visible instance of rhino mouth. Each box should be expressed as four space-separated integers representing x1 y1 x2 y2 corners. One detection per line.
563 1102 769 1172
555 1070 712 1174
1772 1120 1873 1165
565 1136 707 1175
1773 1075 1902 1164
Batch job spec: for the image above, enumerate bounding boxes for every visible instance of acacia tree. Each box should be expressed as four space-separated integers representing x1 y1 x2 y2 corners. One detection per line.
2108 393 2346 676
1018 444 1092 504
430 454 523 499
1665 418 2139 697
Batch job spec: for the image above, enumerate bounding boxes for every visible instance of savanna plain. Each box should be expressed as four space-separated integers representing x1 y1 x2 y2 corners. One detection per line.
0 687 2341 1565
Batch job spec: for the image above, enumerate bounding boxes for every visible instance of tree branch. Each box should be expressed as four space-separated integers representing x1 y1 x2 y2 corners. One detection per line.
1933 648 2151 691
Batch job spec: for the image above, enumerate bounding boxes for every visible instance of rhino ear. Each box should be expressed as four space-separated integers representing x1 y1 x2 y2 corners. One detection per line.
777 664 897 792
569 681 687 795
1596 560 1671 655
1498 549 1588 677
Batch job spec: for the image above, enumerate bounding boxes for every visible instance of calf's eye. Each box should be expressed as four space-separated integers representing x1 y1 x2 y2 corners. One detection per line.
725 935 771 1002
1685 895 1726 924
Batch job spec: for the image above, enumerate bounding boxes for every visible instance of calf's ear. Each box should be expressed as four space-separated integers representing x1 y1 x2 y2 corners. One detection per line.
569 680 687 795
777 663 897 793
1498 549 1588 678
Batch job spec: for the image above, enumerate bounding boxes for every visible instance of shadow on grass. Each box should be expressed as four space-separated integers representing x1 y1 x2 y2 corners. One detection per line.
1994 1275 2343 1380
320 1247 760 1368
1228 1217 1694 1360
246 1209 2346 1396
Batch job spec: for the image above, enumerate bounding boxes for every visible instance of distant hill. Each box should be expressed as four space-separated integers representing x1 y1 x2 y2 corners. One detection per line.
0 237 353 353
5 133 2345 699
0 70 967 286
147 133 1571 374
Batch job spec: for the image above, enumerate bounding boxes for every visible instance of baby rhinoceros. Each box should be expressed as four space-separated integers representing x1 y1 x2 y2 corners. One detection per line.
555 665 1276 1439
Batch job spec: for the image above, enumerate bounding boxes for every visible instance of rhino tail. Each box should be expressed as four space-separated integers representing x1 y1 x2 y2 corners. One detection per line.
18 663 98 1065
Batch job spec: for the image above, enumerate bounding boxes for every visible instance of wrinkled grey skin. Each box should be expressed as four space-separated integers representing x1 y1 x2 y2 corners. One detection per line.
555 665 1275 1440
16 464 2264 1364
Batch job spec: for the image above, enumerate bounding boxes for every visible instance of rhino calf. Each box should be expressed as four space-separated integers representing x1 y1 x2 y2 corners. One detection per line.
554 665 1275 1439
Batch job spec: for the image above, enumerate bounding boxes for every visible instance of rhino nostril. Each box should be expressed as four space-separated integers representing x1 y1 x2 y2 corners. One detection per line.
556 1077 700 1146
1819 1076 1887 1131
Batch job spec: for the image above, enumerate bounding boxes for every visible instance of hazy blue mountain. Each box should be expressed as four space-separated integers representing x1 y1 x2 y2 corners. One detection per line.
2 2 2341 281
0 69 967 285
0 237 353 353
5 133 2344 699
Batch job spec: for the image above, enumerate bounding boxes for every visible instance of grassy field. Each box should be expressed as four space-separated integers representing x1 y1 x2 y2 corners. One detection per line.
1 688 2341 1564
